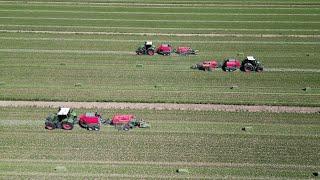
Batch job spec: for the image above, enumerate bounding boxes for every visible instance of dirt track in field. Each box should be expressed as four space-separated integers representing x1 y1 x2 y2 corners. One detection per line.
0 101 319 113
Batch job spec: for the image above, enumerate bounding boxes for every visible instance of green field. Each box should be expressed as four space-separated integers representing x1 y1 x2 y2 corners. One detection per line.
0 0 320 106
0 107 320 179
1 0 320 179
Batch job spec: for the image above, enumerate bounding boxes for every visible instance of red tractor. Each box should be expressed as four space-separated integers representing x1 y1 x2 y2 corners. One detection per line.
78 112 102 131
176 47 198 55
191 60 219 71
156 44 173 56
221 58 241 72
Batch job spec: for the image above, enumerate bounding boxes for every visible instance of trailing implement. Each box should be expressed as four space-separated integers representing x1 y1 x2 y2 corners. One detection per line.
176 47 198 55
191 60 219 71
156 44 173 56
109 114 150 131
78 112 102 131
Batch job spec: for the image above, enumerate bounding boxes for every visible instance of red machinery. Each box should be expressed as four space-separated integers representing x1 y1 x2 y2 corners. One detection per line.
176 47 198 55
191 60 219 71
156 44 173 56
110 114 135 125
222 58 241 72
78 112 101 131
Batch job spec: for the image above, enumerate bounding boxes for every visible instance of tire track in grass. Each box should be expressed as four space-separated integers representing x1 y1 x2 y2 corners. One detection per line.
0 48 134 55
2 37 320 45
1 9 319 16
1 48 320 73
0 101 319 113
0 1 319 8
1 30 319 38
1 16 319 24
1 24 320 32
1 158 319 169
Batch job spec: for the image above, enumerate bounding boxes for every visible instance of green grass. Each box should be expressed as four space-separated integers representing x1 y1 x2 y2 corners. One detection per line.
0 107 319 179
0 0 319 106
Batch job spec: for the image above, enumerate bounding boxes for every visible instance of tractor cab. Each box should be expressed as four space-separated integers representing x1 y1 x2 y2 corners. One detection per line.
241 56 263 72
144 41 153 49
57 107 73 121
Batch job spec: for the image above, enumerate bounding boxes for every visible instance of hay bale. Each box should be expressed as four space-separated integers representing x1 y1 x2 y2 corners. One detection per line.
54 166 67 172
75 83 82 87
302 87 311 92
230 85 238 89
136 64 143 68
176 169 189 173
0 81 5 86
242 126 252 131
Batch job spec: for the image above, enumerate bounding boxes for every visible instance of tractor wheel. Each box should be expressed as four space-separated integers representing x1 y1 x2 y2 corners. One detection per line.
256 66 263 72
45 122 55 130
243 63 254 72
94 126 100 131
61 122 73 130
221 64 227 71
147 50 155 56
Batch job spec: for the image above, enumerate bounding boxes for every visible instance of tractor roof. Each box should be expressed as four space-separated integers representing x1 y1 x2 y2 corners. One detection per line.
57 108 70 115
145 41 153 45
246 56 256 61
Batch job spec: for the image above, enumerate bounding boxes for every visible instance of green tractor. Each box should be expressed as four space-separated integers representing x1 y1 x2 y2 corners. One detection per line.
136 41 156 56
45 107 77 130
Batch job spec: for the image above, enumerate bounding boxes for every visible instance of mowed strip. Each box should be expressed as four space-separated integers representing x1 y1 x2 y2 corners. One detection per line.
2 158 319 169
2 36 320 45
1 30 319 38
1 24 319 32
0 101 319 113
1 16 319 23
1 1 320 8
1 9 319 16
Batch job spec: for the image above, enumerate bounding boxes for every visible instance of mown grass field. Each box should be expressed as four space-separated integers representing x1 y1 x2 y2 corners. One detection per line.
0 0 320 179
0 107 319 179
0 0 320 106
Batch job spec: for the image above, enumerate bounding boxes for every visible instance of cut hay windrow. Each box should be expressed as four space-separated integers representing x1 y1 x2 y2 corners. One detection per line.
1 1 320 8
1 37 320 45
1 24 319 32
1 30 319 38
1 9 319 16
1 16 319 24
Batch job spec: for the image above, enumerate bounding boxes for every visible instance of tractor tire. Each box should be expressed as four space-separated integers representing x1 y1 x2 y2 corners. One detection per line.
221 65 227 72
61 122 74 130
147 49 155 56
256 66 263 72
45 122 55 130
228 67 237 72
243 63 254 72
